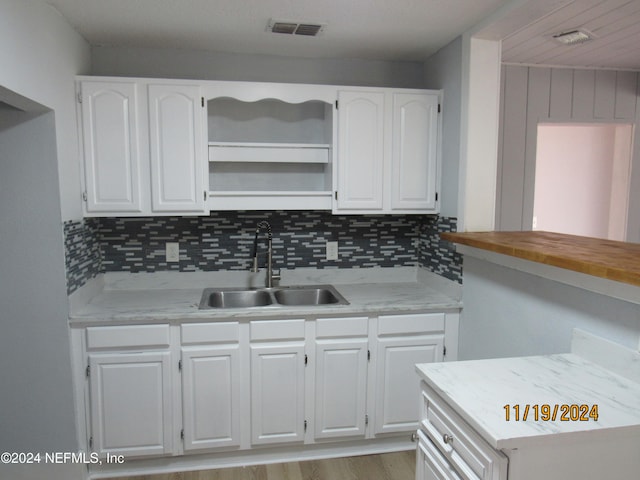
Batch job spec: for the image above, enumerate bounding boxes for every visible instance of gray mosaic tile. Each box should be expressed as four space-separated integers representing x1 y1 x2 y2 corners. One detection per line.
64 211 463 294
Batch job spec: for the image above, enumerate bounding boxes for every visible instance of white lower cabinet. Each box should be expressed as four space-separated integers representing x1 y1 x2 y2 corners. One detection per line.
375 314 445 435
79 311 457 466
180 322 242 452
85 324 175 460
418 385 507 480
417 430 463 480
314 317 369 440
250 319 307 446
89 352 174 457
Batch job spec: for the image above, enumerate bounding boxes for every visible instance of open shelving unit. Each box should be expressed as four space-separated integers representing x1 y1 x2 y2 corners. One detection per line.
206 96 334 210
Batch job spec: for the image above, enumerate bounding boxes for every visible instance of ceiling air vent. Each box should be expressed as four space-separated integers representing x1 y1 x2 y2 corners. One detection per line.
552 29 594 46
268 19 325 36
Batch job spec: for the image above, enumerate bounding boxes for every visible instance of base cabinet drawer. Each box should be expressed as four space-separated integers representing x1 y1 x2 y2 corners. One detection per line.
417 430 462 480
420 384 507 480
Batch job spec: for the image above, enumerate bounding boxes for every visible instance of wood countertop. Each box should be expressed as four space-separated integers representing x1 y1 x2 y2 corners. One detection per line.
440 231 640 287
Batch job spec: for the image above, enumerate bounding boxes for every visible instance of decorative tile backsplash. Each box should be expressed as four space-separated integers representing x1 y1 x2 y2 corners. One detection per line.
63 219 102 294
418 216 463 283
63 211 462 294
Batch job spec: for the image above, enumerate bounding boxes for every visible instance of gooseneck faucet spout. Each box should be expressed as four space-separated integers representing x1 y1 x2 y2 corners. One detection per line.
250 221 280 288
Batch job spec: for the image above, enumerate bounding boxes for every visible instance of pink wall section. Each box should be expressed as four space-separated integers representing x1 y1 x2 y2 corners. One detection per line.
534 123 632 240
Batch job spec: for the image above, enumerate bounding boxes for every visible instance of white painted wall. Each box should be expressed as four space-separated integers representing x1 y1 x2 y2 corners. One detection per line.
0 108 82 479
0 3 89 479
458 37 502 231
0 0 90 221
91 45 425 88
424 36 463 218
459 256 640 360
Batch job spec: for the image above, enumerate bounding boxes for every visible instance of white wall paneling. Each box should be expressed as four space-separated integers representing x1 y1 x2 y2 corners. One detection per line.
496 66 640 241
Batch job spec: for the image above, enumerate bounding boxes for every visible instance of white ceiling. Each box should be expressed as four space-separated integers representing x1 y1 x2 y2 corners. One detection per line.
43 0 511 62
501 0 640 70
45 0 640 69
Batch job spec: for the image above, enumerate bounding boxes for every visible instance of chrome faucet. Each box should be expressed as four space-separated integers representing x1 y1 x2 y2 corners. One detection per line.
250 220 280 288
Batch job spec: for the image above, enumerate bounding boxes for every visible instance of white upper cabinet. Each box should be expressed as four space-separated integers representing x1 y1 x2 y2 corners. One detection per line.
148 84 205 213
80 80 143 213
391 93 440 211
335 88 441 214
78 77 207 216
78 76 440 216
336 91 385 210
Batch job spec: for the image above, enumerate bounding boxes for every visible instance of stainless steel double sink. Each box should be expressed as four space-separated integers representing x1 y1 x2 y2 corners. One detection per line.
199 284 349 309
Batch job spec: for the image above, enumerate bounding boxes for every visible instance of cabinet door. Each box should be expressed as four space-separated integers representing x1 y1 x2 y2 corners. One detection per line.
89 351 173 457
80 81 143 213
314 338 368 439
148 84 206 213
391 92 439 211
336 90 385 210
250 343 306 445
181 346 241 451
375 335 443 434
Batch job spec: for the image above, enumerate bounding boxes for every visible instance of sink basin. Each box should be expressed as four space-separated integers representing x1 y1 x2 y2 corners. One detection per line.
201 289 273 309
273 287 345 306
199 285 349 309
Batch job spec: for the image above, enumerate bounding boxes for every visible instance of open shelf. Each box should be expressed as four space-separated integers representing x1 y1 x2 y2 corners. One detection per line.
206 96 334 210
208 142 330 164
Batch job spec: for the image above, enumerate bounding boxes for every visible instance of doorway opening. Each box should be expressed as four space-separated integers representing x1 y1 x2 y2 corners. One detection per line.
533 123 634 241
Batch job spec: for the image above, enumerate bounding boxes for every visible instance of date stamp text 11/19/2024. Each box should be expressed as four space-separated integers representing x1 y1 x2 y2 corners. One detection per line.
503 404 599 422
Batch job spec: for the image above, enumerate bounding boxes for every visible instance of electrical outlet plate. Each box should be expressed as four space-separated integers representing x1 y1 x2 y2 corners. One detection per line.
326 241 338 261
166 242 179 262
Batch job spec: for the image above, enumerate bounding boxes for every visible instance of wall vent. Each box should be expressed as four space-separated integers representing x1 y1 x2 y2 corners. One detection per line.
268 19 325 36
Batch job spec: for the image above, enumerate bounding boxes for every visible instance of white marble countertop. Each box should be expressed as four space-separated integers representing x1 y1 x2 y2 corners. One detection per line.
416 352 640 450
69 267 462 326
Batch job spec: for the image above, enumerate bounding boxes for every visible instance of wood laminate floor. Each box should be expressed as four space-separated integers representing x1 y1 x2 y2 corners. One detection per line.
109 451 416 480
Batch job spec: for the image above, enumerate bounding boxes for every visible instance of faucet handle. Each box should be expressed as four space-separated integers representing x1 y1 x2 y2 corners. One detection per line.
251 257 259 273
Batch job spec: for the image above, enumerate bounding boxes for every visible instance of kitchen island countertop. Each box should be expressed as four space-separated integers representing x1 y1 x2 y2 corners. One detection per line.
416 351 640 450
